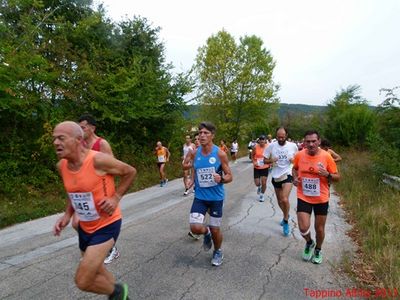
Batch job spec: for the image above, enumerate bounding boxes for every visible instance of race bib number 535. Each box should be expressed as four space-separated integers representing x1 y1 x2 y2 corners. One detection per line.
69 192 100 221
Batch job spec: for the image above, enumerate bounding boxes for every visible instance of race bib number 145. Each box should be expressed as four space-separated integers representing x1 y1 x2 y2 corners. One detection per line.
69 192 100 221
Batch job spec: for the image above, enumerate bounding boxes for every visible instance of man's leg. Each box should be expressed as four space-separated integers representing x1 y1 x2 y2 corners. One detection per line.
260 175 267 194
254 176 261 190
209 226 222 250
276 182 292 221
159 164 165 181
75 239 115 294
297 212 311 243
314 214 327 250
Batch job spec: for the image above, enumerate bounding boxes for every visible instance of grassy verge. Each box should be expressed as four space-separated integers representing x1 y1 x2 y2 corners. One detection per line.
334 150 400 289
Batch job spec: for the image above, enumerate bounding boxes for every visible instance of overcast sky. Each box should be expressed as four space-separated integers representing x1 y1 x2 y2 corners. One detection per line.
97 0 400 106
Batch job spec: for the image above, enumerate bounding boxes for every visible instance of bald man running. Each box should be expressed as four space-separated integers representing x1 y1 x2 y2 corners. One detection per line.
53 121 136 299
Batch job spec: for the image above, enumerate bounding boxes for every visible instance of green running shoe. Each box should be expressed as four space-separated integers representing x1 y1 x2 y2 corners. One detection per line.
302 240 316 261
311 249 323 264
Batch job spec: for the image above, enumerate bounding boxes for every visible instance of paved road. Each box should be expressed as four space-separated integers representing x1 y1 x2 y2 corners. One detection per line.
0 157 355 299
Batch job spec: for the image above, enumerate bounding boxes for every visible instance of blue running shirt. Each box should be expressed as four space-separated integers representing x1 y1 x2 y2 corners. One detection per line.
194 145 224 201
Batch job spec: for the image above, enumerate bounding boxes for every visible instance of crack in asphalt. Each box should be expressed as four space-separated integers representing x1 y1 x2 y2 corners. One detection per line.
144 237 185 264
258 242 292 300
226 202 256 230
179 280 197 300
268 193 277 217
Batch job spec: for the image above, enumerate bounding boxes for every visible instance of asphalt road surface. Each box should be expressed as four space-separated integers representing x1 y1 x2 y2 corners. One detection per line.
0 157 355 299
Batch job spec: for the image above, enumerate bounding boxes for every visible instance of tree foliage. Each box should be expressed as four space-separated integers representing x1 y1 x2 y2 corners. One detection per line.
193 30 279 141
0 0 192 201
325 85 375 147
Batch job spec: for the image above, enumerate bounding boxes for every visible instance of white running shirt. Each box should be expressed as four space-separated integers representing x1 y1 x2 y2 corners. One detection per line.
183 144 194 159
264 141 298 178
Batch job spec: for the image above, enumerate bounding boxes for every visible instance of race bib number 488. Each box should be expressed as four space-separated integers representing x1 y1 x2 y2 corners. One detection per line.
302 178 320 197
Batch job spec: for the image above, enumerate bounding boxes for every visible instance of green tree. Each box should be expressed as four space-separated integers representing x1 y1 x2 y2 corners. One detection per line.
194 30 279 141
368 86 400 175
0 0 192 202
325 85 375 147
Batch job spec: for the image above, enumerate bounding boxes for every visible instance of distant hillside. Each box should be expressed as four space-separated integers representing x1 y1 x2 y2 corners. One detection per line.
278 103 326 119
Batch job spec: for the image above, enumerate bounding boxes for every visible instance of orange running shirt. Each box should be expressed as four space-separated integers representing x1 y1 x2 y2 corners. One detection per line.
60 150 121 233
156 147 167 163
293 149 337 204
253 144 270 169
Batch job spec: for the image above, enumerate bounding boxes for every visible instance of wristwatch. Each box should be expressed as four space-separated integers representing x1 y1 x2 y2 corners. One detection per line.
327 173 332 180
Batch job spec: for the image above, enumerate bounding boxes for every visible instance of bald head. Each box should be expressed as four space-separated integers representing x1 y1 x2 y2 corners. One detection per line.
53 121 84 159
54 121 84 139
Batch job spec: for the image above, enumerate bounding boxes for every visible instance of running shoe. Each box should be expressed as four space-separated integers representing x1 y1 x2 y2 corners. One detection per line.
259 194 265 202
282 222 290 236
311 249 323 264
188 231 201 240
183 189 189 196
104 246 120 264
160 180 164 187
211 249 224 266
280 215 290 226
109 283 129 300
257 185 261 195
164 179 168 185
302 240 316 261
203 230 212 251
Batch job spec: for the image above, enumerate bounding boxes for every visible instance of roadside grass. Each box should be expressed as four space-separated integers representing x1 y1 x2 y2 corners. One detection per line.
334 150 400 289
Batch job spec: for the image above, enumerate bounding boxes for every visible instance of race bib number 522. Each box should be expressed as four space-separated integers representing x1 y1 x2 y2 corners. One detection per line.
197 167 217 188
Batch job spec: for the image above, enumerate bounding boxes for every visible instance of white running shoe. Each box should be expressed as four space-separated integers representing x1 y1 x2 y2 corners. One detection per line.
104 246 120 264
259 194 265 202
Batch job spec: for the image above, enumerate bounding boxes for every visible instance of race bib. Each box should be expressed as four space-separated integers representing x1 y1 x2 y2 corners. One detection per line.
69 192 100 221
158 155 166 163
302 178 320 197
256 158 264 167
197 167 217 188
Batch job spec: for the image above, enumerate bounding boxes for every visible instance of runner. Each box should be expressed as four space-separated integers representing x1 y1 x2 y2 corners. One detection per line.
155 141 170 187
78 114 113 155
264 127 298 236
252 135 270 202
52 121 136 299
292 130 340 264
230 139 239 163
187 133 201 240
183 122 233 266
182 135 195 196
320 139 342 162
77 114 120 265
219 139 229 154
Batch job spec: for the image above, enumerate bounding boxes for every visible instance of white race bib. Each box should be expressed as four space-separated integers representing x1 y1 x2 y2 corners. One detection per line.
257 158 264 167
197 167 217 188
302 178 320 197
69 192 100 221
158 155 166 163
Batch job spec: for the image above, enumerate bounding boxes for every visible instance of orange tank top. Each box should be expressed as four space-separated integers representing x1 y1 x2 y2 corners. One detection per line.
156 147 167 163
253 144 270 169
60 150 122 233
293 149 337 204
